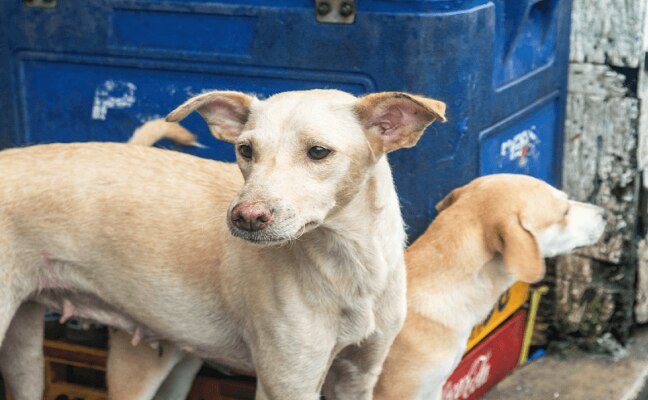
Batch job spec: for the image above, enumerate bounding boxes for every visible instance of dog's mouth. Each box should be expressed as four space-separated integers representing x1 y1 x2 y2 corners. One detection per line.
227 219 322 246
587 224 607 245
233 232 291 246
582 218 607 247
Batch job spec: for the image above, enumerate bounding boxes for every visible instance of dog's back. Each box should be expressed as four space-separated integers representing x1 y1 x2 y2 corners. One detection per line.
0 143 242 335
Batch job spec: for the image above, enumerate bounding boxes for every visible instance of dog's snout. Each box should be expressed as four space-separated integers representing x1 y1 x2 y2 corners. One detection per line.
231 202 274 232
600 207 609 220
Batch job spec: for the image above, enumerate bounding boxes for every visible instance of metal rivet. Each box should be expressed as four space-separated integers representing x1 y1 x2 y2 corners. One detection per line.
317 2 331 16
339 1 355 17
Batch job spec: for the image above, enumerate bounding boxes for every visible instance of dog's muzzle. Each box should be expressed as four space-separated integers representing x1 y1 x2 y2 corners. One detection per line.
230 201 274 232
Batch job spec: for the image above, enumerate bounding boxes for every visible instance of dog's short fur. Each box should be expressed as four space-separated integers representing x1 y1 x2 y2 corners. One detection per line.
0 89 445 400
0 119 202 400
109 119 209 400
373 174 607 400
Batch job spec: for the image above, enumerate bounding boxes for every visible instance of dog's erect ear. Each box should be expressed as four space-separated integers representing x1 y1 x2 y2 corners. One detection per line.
166 91 255 143
354 92 447 154
498 216 545 283
435 186 465 212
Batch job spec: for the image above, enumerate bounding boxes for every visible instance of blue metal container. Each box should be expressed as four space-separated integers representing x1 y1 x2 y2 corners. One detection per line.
0 0 572 241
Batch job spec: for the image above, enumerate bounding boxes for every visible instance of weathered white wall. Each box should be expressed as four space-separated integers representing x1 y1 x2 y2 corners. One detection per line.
634 1 648 323
570 0 645 68
547 0 646 348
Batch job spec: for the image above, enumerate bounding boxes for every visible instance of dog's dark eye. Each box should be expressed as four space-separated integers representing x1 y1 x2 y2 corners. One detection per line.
308 146 331 160
239 144 253 159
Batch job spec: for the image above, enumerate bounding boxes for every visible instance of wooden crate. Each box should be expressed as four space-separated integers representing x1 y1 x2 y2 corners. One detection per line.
188 373 256 400
43 339 108 400
2 339 259 400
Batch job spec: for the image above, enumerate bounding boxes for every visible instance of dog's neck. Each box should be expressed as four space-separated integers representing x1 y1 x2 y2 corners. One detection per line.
297 157 406 301
408 210 516 338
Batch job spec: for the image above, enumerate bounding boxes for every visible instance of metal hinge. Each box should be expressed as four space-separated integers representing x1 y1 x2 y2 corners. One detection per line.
315 0 356 24
23 0 56 8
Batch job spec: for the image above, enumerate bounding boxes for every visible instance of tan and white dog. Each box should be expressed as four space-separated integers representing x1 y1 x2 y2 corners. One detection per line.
373 174 607 400
0 89 445 400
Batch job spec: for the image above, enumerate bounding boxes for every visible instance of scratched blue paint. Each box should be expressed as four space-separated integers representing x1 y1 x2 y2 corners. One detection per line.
0 0 572 242
479 97 558 185
19 58 370 162
493 0 560 85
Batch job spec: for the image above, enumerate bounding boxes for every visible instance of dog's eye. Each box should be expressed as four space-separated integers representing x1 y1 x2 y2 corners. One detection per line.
238 144 253 159
307 146 331 160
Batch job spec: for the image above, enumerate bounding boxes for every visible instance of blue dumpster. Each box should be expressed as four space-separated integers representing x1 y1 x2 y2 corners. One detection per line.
0 0 572 241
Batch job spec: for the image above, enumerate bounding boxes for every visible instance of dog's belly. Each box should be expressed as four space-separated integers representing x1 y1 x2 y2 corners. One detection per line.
30 289 255 372
32 289 159 342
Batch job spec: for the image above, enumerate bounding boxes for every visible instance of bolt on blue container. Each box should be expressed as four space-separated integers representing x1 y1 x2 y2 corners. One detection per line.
0 0 572 241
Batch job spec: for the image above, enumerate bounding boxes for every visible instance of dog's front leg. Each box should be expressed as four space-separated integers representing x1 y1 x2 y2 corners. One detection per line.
0 302 45 400
321 331 396 400
252 329 335 400
323 267 407 400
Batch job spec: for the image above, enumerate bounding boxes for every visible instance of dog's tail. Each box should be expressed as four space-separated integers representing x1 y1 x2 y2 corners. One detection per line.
128 119 204 148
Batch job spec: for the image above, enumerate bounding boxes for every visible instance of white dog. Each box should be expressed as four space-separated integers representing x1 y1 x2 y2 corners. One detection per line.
0 89 445 400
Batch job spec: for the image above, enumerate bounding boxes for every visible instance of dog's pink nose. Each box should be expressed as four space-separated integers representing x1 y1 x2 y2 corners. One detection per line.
231 202 274 232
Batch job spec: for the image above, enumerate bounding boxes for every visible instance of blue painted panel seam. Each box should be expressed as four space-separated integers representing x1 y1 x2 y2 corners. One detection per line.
16 51 378 92
478 90 560 141
15 56 30 144
493 56 557 93
110 1 267 16
357 2 493 17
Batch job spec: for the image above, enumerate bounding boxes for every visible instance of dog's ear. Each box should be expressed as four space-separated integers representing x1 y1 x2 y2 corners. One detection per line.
166 91 256 143
498 216 545 283
354 92 446 154
436 186 465 212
